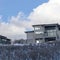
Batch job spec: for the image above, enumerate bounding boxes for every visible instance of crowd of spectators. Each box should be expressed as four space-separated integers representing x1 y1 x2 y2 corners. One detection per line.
0 41 60 60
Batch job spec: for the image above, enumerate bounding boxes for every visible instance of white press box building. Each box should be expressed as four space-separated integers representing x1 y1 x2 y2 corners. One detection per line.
25 23 60 44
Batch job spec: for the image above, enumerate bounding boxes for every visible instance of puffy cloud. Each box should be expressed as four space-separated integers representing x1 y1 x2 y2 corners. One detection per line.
10 12 32 29
0 12 32 40
29 0 60 25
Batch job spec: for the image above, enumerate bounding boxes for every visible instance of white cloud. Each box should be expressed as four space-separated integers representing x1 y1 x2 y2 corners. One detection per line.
0 12 32 40
28 0 60 25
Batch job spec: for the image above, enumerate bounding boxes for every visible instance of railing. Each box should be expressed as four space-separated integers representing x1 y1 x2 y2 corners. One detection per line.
44 30 56 37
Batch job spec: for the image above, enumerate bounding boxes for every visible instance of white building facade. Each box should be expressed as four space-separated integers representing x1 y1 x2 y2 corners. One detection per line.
25 24 60 44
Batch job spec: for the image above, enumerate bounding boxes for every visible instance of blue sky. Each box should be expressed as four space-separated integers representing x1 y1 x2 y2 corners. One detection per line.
0 0 48 21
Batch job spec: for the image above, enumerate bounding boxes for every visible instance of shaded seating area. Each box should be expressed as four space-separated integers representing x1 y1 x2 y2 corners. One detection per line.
0 35 11 44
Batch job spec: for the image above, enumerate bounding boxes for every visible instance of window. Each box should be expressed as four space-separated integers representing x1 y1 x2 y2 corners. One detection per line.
46 30 56 36
35 38 43 43
35 27 40 30
36 40 39 43
45 37 56 42
35 31 44 34
34 27 44 34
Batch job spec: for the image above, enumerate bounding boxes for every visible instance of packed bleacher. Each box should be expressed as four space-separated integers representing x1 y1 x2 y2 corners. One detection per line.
0 41 60 60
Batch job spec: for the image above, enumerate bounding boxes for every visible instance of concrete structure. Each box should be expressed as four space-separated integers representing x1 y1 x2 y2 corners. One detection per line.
25 23 60 44
0 35 11 44
25 31 35 44
13 39 27 44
